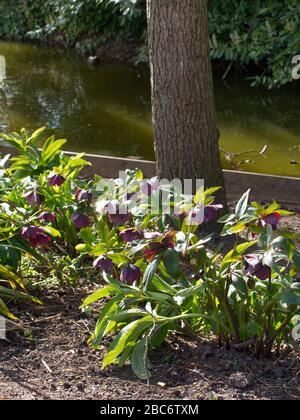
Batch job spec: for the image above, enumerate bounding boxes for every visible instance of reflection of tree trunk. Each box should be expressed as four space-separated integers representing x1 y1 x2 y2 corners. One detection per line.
147 0 226 204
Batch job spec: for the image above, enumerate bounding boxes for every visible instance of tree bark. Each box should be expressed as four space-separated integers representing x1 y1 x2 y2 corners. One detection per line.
147 0 226 204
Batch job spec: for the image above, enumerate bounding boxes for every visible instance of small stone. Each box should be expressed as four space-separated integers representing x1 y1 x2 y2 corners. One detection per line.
157 382 167 388
229 372 252 390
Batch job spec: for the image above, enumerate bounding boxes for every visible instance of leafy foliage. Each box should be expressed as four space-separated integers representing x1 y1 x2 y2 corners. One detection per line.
0 127 299 379
0 127 97 316
78 171 300 379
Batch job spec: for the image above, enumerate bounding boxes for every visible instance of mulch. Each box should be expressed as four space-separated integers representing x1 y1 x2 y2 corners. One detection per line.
0 206 300 400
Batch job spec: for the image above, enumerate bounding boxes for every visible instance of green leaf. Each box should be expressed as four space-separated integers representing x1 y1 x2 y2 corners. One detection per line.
218 213 237 224
235 189 250 217
232 273 248 297
142 258 160 291
163 249 181 279
41 139 67 162
102 316 152 368
80 228 97 244
28 126 46 143
174 283 204 305
131 336 150 380
110 309 149 322
150 275 177 296
135 169 144 181
259 225 273 248
220 241 257 270
80 286 113 308
235 241 258 255
277 289 300 307
0 297 17 320
91 298 120 348
42 226 61 238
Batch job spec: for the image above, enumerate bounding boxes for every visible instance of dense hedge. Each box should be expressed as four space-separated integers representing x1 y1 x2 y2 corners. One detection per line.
0 0 299 88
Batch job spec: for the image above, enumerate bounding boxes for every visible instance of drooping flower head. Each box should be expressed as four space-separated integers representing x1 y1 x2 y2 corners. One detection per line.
76 189 93 203
106 201 131 226
48 172 65 187
20 226 52 248
71 211 90 230
93 255 114 273
244 255 271 281
120 228 144 243
260 212 281 230
39 211 56 223
188 204 223 225
145 230 175 261
120 264 142 285
140 179 160 196
204 204 223 223
23 191 43 207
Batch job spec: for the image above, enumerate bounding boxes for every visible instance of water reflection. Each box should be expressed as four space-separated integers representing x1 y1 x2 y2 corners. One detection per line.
0 41 300 177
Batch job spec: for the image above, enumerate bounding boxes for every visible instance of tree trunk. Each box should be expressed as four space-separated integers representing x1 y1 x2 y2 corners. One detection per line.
147 0 226 204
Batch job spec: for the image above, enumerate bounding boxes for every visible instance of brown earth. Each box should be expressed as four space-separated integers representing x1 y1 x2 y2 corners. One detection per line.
0 290 299 401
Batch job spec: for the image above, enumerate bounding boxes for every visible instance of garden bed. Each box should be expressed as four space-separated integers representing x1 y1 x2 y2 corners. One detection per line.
0 212 300 401
1 128 300 400
0 289 300 401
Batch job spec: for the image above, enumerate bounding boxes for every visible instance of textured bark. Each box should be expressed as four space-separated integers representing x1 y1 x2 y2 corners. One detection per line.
147 0 226 203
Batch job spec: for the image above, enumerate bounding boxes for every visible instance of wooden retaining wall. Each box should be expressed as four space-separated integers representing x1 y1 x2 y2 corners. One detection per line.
1 145 300 206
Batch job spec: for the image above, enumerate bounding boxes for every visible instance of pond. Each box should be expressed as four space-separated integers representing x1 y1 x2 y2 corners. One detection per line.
0 41 300 177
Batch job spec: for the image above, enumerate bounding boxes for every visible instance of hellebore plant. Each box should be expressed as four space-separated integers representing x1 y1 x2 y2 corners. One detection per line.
80 177 300 380
0 127 96 311
1 128 300 381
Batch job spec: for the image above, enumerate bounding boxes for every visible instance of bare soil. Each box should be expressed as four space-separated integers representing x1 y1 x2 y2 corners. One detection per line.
0 290 299 401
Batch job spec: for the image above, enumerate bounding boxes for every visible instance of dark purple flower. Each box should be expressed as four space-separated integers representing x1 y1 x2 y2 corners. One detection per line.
188 204 223 225
260 212 281 230
76 189 93 202
120 228 144 243
97 200 131 225
48 172 65 187
204 204 223 223
145 230 175 261
244 255 271 281
140 179 159 196
71 211 90 230
108 205 132 226
39 211 56 223
109 213 131 226
120 264 142 285
20 226 52 248
93 255 113 273
23 191 43 207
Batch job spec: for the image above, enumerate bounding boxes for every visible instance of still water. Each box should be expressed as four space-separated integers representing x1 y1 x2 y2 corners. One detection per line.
0 41 300 177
